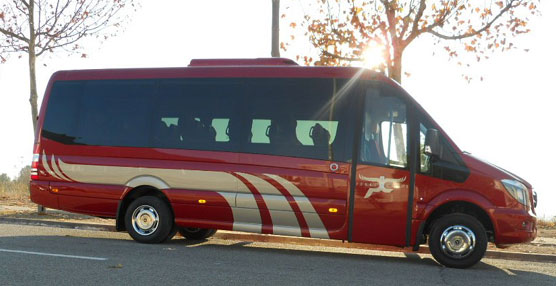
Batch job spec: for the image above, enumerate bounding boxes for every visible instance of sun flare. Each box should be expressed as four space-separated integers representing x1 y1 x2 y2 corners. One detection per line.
361 42 386 70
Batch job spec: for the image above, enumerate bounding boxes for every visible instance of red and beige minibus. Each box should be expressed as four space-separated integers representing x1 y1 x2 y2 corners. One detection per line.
30 58 536 268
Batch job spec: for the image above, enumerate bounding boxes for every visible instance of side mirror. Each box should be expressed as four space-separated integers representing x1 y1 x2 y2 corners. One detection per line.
424 128 440 157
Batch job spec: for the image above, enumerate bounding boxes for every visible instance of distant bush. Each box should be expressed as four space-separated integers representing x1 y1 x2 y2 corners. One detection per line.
0 166 30 199
538 218 556 229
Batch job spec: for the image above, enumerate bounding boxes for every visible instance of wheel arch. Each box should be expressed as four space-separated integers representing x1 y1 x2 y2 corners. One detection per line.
116 185 173 231
423 200 495 242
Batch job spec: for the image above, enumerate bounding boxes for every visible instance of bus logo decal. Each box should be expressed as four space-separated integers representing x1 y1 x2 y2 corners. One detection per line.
358 174 406 198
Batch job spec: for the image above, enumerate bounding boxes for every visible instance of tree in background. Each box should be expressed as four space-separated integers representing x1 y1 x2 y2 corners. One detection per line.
15 165 31 185
282 0 539 83
0 0 137 132
0 173 10 184
0 166 30 199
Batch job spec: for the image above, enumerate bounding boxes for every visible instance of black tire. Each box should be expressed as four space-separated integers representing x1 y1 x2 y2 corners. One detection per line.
178 227 217 240
429 213 488 268
124 196 174 243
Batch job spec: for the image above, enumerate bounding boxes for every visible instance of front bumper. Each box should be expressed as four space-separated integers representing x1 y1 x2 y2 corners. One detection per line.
492 207 537 246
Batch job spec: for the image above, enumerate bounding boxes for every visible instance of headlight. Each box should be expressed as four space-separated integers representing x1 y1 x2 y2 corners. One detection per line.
501 179 528 206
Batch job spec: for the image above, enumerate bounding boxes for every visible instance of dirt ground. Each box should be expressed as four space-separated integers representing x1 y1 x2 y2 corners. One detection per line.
1 196 555 254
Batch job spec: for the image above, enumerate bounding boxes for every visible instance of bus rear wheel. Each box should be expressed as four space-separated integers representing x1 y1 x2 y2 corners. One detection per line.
428 213 487 268
178 227 217 240
125 196 174 243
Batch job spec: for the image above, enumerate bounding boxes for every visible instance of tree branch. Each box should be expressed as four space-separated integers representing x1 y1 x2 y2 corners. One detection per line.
427 0 517 40
18 0 29 9
381 0 400 44
0 27 29 43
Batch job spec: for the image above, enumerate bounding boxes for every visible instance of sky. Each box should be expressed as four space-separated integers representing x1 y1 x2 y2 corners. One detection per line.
0 0 554 218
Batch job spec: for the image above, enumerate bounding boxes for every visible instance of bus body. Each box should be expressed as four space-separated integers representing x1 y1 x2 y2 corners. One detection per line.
30 58 536 268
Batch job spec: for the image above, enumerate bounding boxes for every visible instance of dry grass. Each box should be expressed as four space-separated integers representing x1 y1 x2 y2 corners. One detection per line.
0 182 29 200
538 218 556 229
1 166 31 200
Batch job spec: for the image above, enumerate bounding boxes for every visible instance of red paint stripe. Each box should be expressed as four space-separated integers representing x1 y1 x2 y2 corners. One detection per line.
258 174 311 238
231 172 274 234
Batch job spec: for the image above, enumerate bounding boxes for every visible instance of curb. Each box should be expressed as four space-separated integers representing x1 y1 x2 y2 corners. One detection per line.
1 217 555 263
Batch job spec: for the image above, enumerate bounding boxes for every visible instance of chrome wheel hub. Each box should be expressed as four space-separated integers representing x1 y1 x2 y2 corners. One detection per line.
440 225 476 258
131 205 159 236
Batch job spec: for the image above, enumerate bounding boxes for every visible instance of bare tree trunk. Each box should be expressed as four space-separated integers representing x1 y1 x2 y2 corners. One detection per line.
28 52 38 133
28 1 38 133
27 1 45 214
389 51 403 84
271 0 280 57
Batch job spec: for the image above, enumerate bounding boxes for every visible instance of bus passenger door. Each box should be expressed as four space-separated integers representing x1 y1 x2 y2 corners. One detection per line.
351 89 411 246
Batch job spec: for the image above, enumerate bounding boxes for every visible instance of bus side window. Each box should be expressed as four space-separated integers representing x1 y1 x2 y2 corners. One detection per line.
155 78 242 152
418 120 469 182
242 78 349 161
360 92 407 168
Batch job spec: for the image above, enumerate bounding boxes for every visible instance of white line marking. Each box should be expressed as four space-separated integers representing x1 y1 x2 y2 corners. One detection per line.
0 248 107 261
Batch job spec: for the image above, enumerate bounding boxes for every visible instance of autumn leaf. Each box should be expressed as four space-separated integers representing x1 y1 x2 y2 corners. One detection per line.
464 45 475 52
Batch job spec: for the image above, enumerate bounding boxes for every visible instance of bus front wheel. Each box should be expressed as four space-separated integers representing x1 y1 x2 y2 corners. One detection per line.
428 213 488 268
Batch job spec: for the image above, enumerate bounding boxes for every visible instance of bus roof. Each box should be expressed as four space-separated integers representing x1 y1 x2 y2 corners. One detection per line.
49 58 393 84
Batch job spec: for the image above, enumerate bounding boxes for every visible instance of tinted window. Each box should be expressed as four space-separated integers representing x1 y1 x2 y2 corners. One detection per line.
242 78 352 161
43 79 242 151
153 79 241 151
42 81 82 144
419 119 469 182
43 78 353 161
76 80 154 147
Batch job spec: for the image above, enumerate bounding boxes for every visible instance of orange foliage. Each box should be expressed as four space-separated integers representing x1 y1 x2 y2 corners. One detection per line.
282 0 539 83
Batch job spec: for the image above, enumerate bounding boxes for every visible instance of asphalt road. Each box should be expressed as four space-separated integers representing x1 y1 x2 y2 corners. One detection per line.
0 224 555 286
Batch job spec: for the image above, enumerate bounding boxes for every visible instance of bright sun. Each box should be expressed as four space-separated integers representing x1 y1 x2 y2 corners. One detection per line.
362 42 386 70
